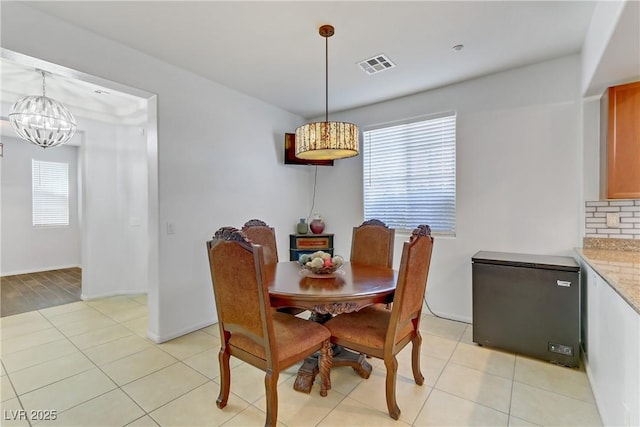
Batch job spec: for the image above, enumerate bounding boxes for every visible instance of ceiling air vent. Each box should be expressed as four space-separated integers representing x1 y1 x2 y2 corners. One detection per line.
358 54 395 75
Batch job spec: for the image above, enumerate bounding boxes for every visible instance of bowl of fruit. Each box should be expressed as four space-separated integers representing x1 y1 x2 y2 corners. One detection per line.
298 251 344 276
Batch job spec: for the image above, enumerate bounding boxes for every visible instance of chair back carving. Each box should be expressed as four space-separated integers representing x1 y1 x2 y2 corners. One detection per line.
389 225 434 336
350 219 395 268
242 219 279 265
207 227 274 358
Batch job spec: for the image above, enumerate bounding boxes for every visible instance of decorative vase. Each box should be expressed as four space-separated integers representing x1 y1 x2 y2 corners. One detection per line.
297 218 308 234
309 214 325 234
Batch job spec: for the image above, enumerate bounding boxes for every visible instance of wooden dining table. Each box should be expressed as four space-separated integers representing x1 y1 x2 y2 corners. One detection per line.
264 261 397 393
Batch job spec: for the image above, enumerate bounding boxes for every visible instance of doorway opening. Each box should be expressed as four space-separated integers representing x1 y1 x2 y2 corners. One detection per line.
0 49 159 326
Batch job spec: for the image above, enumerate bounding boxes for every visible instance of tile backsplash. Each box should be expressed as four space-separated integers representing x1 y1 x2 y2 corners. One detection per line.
585 200 640 239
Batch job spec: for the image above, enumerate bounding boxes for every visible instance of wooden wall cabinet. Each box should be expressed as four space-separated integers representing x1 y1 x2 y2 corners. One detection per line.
600 81 640 199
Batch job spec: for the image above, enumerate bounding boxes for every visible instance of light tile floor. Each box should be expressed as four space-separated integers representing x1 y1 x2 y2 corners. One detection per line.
0 295 602 426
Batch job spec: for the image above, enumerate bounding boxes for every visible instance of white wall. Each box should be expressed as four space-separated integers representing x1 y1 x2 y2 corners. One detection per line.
1 2 311 341
581 97 601 204
581 0 628 96
1 136 80 275
78 117 150 299
317 56 583 322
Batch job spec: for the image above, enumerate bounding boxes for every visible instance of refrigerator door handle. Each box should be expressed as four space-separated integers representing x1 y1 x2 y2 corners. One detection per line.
557 280 572 287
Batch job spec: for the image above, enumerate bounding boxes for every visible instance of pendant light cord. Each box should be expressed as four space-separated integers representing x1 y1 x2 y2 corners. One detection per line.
307 166 318 222
325 34 329 123
307 26 328 222
41 71 46 97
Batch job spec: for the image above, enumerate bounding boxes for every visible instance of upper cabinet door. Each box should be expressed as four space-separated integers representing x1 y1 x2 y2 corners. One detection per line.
604 81 640 199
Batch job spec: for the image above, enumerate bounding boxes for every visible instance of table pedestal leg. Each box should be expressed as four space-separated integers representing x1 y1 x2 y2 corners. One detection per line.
293 358 318 393
293 345 372 394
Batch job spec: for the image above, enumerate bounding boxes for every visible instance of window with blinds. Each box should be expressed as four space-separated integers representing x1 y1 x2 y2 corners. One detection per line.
363 112 456 235
32 159 69 227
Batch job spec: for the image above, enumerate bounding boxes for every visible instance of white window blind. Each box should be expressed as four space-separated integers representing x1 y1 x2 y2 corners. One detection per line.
363 113 456 235
32 159 69 227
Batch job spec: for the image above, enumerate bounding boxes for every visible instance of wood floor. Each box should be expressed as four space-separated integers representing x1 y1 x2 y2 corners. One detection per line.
1 268 81 317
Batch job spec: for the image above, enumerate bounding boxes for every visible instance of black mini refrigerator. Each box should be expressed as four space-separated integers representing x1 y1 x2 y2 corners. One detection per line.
472 251 580 367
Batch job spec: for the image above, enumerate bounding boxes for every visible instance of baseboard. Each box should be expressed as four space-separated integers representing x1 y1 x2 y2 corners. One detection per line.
81 290 148 300
1 265 81 277
149 318 218 344
423 304 472 324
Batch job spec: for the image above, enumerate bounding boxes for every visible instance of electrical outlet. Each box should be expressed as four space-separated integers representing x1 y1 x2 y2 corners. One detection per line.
606 212 620 227
167 222 176 235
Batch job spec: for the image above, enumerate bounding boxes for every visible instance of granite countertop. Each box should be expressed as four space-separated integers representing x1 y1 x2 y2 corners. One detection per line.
575 248 640 315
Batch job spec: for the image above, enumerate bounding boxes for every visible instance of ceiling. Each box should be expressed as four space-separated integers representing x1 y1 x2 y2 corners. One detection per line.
1 59 149 124
2 1 600 122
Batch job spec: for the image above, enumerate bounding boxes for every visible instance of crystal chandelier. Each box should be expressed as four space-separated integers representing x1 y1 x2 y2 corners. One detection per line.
295 25 359 160
9 70 77 149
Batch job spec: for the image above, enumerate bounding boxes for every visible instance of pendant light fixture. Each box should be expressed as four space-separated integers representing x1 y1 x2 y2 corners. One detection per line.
9 70 77 149
295 25 359 160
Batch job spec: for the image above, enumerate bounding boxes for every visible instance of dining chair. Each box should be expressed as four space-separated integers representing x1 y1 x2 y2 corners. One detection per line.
242 218 305 316
324 224 434 420
351 219 396 311
350 219 395 268
242 219 279 265
207 227 332 427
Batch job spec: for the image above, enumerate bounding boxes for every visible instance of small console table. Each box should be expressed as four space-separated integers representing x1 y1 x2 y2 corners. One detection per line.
289 233 334 261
